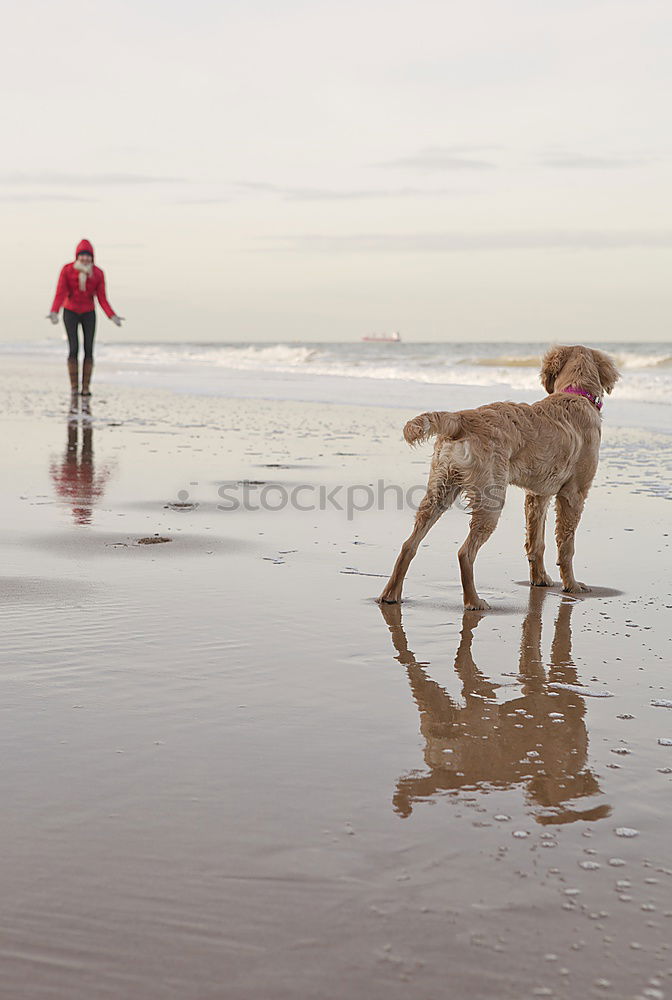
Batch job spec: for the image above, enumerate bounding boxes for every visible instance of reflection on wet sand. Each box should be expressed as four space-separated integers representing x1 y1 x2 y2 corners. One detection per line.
49 403 112 525
380 588 610 825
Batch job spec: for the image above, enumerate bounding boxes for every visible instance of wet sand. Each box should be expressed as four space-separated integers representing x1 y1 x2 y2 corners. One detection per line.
1 358 671 999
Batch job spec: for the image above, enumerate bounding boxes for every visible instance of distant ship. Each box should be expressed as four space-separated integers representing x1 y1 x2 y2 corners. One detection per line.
362 331 401 343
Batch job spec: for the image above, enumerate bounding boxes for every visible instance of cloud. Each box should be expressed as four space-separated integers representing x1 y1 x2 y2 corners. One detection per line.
172 197 233 205
542 154 652 169
0 171 186 186
274 230 672 253
376 146 498 170
0 194 97 203
234 181 459 200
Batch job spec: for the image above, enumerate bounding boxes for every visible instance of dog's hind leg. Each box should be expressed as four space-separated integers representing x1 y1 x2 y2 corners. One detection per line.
525 493 553 587
378 491 449 604
458 506 502 612
555 488 590 594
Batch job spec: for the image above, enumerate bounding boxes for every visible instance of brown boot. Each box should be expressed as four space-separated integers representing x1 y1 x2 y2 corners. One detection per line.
81 359 93 396
67 359 79 394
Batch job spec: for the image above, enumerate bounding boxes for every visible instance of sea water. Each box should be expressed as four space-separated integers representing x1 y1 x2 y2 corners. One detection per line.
3 339 671 430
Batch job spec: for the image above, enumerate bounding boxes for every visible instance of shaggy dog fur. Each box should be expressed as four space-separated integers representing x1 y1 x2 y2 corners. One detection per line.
378 345 620 611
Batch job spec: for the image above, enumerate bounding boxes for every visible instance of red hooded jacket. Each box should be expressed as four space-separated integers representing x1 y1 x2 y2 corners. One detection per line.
51 239 116 318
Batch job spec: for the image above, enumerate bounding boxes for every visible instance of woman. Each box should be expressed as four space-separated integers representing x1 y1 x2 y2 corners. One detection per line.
48 239 124 396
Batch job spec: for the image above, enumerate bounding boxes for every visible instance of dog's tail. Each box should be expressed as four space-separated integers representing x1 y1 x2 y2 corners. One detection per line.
403 410 462 446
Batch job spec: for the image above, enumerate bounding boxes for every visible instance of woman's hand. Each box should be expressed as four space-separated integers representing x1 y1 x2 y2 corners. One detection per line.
47 312 59 324
111 315 124 327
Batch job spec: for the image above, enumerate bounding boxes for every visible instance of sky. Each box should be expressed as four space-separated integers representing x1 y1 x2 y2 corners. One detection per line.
2 0 671 343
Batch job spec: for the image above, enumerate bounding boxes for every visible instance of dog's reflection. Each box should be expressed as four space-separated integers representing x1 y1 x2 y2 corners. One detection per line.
50 404 111 525
380 588 610 824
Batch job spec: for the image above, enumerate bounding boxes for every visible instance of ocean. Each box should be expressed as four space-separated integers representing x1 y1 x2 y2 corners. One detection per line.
3 339 671 430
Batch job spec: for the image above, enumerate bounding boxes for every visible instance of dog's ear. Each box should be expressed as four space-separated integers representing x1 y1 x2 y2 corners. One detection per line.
590 349 620 395
540 345 573 394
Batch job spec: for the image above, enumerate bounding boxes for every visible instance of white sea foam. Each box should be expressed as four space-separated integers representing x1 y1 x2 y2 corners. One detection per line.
548 683 614 697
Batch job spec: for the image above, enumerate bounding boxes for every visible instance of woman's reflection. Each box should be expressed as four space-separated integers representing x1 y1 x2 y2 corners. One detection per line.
50 404 111 525
380 587 610 825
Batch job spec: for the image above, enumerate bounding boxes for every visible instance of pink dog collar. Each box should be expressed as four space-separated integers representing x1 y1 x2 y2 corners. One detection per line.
562 385 603 411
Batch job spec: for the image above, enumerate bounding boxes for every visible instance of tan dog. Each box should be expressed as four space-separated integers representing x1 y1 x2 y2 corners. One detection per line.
379 345 620 610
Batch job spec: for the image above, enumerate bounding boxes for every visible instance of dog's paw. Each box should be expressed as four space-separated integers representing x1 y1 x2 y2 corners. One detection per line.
464 598 491 611
562 581 591 594
531 573 553 587
378 594 400 605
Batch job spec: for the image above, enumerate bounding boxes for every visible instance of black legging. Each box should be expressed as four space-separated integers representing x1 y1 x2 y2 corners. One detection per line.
63 309 96 361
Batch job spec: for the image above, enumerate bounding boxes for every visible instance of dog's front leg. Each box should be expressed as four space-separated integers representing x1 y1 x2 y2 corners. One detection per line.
555 490 591 594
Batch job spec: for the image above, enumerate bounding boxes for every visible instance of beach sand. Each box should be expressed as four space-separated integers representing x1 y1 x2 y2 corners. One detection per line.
1 358 671 999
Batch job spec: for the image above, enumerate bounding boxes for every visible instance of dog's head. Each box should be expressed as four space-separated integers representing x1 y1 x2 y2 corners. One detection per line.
540 345 620 397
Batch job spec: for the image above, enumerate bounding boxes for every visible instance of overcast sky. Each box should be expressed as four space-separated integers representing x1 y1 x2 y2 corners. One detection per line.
2 0 671 342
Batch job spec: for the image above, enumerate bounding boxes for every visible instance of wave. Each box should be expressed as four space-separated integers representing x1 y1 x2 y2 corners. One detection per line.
206 344 318 369
460 355 540 368
101 342 672 404
2 339 671 404
157 346 545 388
97 343 319 370
460 351 672 370
613 351 672 369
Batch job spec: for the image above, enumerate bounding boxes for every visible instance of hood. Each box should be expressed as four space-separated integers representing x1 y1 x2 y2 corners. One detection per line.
75 239 94 260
